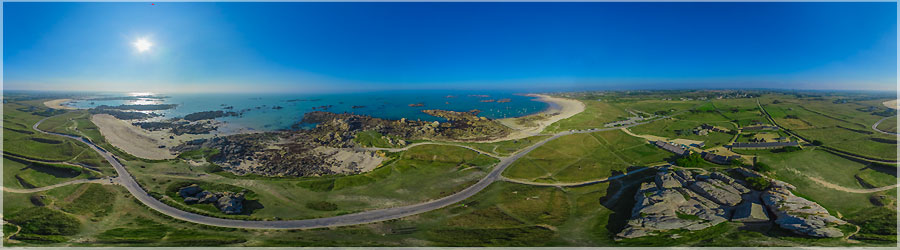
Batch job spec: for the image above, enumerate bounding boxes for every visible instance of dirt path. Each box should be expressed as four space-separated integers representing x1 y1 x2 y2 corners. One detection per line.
805 176 898 193
1 177 117 193
500 164 662 187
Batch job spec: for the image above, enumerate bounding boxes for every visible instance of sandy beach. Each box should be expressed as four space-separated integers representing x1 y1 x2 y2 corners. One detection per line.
91 114 217 160
493 94 586 142
883 99 898 110
43 99 78 110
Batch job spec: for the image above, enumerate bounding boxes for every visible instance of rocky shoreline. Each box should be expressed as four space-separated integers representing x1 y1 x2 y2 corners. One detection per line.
172 109 510 177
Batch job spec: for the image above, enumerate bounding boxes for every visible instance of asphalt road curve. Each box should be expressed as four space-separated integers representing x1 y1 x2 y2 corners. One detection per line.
32 115 657 229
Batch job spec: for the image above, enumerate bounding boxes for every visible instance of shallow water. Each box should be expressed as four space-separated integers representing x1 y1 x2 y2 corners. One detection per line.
68 90 548 131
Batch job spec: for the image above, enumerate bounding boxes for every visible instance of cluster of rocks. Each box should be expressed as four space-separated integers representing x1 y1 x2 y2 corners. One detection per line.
133 120 218 135
733 168 848 238
618 167 846 239
172 109 509 177
178 184 245 214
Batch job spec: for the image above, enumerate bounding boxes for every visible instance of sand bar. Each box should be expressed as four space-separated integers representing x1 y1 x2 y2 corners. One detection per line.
43 99 78 110
91 114 216 160
883 99 898 110
492 94 585 142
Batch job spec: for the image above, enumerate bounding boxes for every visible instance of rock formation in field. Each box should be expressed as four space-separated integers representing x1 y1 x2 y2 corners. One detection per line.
618 167 846 239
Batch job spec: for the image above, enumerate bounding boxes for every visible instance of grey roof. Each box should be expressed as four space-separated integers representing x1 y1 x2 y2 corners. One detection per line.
731 141 799 148
742 125 779 131
654 141 688 155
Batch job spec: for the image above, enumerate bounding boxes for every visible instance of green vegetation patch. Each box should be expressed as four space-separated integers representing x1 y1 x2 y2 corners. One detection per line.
544 99 627 132
60 184 115 218
505 130 670 183
6 207 80 236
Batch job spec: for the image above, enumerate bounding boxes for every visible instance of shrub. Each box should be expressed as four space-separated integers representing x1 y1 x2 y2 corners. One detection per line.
746 177 770 191
7 207 80 236
812 140 824 146
675 153 704 168
754 162 772 172
305 201 338 211
772 146 801 153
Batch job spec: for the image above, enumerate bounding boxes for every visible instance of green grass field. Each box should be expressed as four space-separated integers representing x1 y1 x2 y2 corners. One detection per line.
544 99 628 133
444 135 551 156
3 100 114 173
3 156 97 189
747 148 897 220
503 130 672 183
875 116 897 133
762 95 897 160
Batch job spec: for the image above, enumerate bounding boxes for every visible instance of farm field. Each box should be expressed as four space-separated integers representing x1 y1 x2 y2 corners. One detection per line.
543 99 628 133
761 96 898 161
503 130 672 183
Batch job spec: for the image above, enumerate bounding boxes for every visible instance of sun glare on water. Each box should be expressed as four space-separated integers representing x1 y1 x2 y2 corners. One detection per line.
133 38 153 53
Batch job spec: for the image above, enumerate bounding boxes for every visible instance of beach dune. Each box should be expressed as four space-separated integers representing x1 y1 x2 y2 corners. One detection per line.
494 94 585 142
43 99 78 110
91 114 218 160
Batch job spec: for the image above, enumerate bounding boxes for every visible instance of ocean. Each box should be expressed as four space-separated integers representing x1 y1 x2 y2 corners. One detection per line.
66 90 549 132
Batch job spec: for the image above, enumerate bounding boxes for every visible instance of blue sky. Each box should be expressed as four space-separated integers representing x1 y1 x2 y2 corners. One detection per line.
3 2 897 93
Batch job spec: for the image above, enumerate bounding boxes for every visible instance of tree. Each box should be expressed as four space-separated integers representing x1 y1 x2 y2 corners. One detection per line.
730 159 744 167
675 153 705 168
811 140 824 146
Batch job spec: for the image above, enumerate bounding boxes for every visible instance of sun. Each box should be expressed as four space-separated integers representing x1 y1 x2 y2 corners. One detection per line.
133 38 153 53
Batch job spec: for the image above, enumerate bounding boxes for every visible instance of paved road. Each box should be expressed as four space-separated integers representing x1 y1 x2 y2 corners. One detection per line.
871 115 898 135
2 177 116 193
32 115 659 229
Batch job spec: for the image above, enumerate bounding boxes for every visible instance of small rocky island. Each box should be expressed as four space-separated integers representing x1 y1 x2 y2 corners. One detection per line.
618 167 847 239
177 184 245 215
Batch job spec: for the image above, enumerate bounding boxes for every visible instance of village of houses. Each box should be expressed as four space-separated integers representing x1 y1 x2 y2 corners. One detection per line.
605 109 801 166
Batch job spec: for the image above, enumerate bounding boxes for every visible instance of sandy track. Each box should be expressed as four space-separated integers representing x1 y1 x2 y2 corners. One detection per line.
43 99 78 110
806 176 898 194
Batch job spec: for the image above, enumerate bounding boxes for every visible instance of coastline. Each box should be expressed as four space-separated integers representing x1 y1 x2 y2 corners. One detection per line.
493 94 585 142
882 99 898 110
80 93 584 160
43 99 78 110
91 114 216 160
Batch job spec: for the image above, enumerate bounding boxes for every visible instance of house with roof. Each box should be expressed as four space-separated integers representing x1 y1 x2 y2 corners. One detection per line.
653 140 689 156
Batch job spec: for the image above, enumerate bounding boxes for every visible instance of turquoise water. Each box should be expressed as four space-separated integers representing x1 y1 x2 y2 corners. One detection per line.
68 90 548 131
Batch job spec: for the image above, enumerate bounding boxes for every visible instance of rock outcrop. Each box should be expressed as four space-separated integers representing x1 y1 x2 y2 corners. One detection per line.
618 169 733 239
617 168 847 238
178 184 246 214
618 167 843 239
761 181 847 238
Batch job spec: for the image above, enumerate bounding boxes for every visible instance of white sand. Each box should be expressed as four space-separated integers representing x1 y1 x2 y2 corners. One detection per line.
91 114 216 160
883 100 898 110
43 99 78 110
492 94 586 142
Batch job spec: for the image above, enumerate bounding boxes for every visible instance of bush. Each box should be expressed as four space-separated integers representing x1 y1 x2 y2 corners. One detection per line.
812 140 824 146
6 207 81 236
771 146 801 153
305 201 338 211
746 177 770 191
675 153 704 168
754 162 772 172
